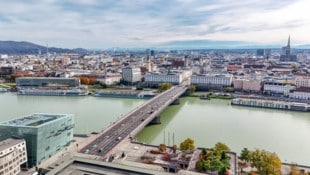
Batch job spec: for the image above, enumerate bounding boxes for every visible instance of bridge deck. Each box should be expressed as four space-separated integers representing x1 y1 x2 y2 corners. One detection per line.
80 85 188 157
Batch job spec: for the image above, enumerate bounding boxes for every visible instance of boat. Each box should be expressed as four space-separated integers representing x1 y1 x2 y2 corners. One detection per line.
94 90 156 99
17 89 88 96
231 98 309 112
199 95 210 100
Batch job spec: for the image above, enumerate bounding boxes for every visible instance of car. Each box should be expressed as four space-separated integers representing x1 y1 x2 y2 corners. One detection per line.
98 148 103 152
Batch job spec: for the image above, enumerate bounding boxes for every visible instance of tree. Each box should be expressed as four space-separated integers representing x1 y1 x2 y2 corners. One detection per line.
249 149 281 175
159 144 167 152
80 77 90 85
172 145 177 153
240 148 251 162
196 160 204 172
188 85 196 93
179 138 195 151
290 164 300 175
195 143 231 174
158 83 173 91
89 77 97 85
225 86 233 92
214 142 230 152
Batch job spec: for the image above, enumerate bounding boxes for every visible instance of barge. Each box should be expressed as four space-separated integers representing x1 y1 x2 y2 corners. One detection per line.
231 98 309 112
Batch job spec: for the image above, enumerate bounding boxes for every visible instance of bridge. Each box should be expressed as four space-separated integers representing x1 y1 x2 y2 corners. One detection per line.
80 84 188 157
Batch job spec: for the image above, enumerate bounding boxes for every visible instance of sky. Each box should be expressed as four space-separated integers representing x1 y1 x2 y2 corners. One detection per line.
0 0 310 49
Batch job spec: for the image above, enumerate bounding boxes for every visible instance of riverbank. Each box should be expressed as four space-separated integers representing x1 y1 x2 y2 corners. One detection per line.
188 92 234 100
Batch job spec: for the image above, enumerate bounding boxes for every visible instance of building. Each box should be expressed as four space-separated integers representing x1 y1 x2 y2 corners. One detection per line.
280 36 297 62
0 138 27 175
242 79 262 92
233 78 262 92
289 88 310 100
0 113 74 167
122 67 141 84
191 74 232 90
145 73 183 86
263 83 295 96
16 77 80 88
96 74 122 85
256 49 265 57
232 79 243 90
295 75 310 88
0 66 13 78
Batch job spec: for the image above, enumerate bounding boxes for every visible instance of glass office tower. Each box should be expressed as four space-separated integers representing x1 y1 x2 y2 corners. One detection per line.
0 113 74 167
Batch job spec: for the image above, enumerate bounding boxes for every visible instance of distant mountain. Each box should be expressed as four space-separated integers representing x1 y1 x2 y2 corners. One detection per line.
0 41 88 54
295 44 310 49
160 40 283 49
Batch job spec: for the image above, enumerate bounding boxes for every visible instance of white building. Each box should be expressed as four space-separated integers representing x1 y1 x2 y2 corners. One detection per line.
191 74 232 89
96 73 122 85
289 89 310 100
263 83 295 96
0 138 27 175
145 73 183 85
295 75 310 88
122 67 141 83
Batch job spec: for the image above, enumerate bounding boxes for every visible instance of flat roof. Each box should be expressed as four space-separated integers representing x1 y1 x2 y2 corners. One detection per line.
0 138 25 151
0 113 70 127
46 157 173 175
16 77 78 80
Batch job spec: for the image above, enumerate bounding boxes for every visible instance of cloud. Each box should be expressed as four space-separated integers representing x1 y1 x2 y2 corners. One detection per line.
0 0 309 48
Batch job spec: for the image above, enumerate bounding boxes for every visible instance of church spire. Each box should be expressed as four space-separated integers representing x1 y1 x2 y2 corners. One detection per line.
287 35 290 48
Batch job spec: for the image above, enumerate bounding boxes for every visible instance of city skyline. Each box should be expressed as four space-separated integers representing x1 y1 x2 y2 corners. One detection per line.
0 0 310 49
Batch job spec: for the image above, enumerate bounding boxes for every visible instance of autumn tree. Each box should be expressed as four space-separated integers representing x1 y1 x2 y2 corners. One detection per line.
158 83 173 91
188 85 196 93
159 144 167 152
195 143 231 174
290 164 300 175
249 149 282 175
89 77 97 85
179 138 195 151
80 77 90 85
214 142 230 152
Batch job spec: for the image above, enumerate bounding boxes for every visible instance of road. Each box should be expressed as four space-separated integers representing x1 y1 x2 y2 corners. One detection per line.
80 84 187 158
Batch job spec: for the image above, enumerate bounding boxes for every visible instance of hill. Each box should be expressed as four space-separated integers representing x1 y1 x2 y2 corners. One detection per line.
0 41 88 54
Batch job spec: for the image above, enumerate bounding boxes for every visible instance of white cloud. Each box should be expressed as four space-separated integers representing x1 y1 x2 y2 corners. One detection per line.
0 0 309 48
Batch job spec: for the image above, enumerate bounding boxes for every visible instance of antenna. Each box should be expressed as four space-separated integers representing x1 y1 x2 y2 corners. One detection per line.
163 130 166 144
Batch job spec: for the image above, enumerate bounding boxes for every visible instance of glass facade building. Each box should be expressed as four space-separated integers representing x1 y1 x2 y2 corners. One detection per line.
0 113 74 167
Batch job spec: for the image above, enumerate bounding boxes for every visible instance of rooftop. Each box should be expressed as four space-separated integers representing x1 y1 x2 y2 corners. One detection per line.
0 113 69 127
16 77 78 80
0 138 25 151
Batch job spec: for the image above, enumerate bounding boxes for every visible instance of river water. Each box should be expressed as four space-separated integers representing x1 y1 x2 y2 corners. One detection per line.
0 93 309 164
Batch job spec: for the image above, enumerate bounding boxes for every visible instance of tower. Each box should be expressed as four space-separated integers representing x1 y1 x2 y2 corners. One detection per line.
285 35 291 56
146 49 152 72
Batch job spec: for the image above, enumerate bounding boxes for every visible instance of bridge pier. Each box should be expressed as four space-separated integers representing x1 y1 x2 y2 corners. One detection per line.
170 98 180 105
149 115 161 125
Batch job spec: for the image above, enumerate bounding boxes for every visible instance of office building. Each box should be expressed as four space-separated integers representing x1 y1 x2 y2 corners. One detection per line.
122 67 141 84
0 138 27 175
0 113 74 167
263 83 295 96
256 49 265 57
145 73 183 86
16 77 80 88
191 74 232 90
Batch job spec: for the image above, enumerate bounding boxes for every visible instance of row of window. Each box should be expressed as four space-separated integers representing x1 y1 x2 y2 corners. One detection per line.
0 142 25 155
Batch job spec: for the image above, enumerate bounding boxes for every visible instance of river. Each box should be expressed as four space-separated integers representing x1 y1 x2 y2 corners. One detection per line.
0 93 309 164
